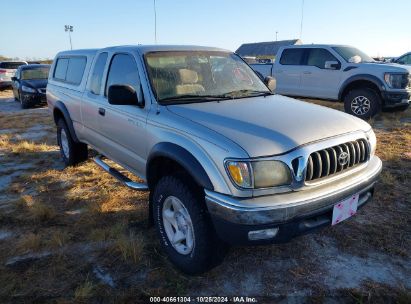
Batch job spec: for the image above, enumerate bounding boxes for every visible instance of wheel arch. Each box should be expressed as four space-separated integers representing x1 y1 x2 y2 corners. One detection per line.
53 101 80 142
339 75 385 101
146 142 214 191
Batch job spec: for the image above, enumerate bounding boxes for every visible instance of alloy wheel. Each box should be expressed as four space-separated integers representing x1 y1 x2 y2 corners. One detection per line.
351 96 371 116
162 196 195 255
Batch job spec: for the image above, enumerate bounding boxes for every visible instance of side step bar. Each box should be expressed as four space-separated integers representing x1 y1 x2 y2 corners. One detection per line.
93 155 149 191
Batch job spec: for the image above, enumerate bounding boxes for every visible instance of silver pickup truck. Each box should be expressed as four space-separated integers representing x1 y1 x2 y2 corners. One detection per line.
47 45 382 274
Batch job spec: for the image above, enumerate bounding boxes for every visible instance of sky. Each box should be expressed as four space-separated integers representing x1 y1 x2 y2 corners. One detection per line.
2 0 411 60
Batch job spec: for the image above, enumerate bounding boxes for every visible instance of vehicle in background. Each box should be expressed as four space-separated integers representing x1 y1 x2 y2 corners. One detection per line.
392 52 411 65
248 45 411 119
11 64 50 109
0 61 28 90
47 45 381 274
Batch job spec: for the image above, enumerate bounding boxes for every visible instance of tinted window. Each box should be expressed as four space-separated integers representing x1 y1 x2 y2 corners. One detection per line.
306 48 338 69
88 53 108 95
53 56 87 84
398 55 411 64
105 53 139 96
0 62 26 69
279 49 304 65
66 57 87 84
54 58 69 80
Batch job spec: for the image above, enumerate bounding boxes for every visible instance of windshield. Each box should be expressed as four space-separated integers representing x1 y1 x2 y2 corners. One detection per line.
21 67 50 80
145 51 270 104
332 47 374 63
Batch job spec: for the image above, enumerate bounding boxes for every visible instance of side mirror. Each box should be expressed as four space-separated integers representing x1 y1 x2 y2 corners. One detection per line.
397 60 405 65
265 76 276 92
11 77 17 81
108 84 139 106
324 61 340 70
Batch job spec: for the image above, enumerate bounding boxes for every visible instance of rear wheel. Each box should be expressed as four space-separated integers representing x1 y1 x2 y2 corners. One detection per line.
56 119 88 166
344 88 381 119
152 175 227 275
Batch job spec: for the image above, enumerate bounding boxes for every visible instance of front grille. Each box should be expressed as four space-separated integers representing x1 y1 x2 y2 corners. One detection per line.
305 139 369 182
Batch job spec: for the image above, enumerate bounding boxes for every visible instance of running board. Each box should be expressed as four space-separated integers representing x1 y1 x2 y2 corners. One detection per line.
93 155 149 191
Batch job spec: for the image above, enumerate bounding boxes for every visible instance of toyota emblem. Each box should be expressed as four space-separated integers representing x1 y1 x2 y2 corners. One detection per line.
338 152 349 166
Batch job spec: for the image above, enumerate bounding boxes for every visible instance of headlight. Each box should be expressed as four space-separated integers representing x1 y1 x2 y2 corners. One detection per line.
384 73 407 89
226 160 291 189
366 129 377 156
21 85 36 93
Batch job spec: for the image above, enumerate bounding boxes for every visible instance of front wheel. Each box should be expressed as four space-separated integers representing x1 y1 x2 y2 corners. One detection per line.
152 175 226 275
344 88 381 119
56 119 88 166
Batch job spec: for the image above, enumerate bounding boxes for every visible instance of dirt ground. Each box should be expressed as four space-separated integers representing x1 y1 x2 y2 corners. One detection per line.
0 89 410 303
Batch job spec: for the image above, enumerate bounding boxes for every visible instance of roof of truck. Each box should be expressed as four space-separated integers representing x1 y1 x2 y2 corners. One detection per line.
56 45 231 56
283 44 353 48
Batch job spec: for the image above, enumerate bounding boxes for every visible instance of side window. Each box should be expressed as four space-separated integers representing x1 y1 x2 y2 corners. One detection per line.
53 56 87 84
88 52 108 95
54 58 69 80
65 57 87 84
279 49 305 65
105 53 140 96
306 48 339 69
400 55 411 64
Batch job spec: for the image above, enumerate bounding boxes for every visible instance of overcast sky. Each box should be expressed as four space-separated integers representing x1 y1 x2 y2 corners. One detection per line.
2 0 411 59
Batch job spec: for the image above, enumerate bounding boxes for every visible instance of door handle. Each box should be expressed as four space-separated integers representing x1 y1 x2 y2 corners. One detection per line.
98 108 105 116
303 71 312 74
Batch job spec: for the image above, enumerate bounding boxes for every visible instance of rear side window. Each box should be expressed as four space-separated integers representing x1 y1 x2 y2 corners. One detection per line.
53 56 87 85
88 53 108 95
105 53 140 96
306 48 338 69
0 62 26 69
279 49 304 65
54 58 69 80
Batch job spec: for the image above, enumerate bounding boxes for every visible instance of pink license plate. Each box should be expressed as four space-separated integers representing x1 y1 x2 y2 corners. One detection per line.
331 194 359 225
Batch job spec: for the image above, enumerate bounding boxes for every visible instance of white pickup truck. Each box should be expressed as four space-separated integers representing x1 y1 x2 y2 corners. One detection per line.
249 44 411 119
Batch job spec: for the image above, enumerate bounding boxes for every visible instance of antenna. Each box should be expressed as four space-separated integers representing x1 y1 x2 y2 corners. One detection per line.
300 0 304 39
153 0 157 44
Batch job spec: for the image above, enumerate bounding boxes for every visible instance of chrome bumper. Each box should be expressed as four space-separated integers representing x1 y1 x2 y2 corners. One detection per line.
205 156 382 225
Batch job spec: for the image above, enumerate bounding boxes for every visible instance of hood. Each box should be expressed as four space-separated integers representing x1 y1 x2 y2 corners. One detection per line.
356 62 411 73
21 79 48 89
167 95 371 157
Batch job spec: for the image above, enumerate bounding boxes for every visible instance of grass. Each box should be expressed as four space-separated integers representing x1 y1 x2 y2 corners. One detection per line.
0 89 410 302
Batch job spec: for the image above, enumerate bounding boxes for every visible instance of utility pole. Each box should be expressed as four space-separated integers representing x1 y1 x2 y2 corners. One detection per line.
65 25 73 50
276 31 278 41
153 0 157 44
299 0 304 39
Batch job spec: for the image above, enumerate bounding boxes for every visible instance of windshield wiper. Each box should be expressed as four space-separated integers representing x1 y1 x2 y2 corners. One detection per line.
159 94 233 103
221 90 273 98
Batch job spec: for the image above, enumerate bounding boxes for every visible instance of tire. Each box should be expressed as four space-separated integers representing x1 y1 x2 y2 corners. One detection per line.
152 175 227 275
20 95 30 109
344 88 381 119
56 119 88 166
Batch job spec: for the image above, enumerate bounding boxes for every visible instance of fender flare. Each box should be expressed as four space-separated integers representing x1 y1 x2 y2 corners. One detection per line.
147 142 214 190
338 74 385 100
53 101 80 142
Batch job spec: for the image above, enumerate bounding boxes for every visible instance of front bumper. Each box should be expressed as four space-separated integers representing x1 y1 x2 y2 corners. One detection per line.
0 81 12 89
205 156 382 245
21 91 47 105
382 90 410 109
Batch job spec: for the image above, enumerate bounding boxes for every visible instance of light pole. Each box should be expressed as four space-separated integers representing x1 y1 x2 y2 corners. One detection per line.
153 0 157 44
65 25 73 50
276 31 278 41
